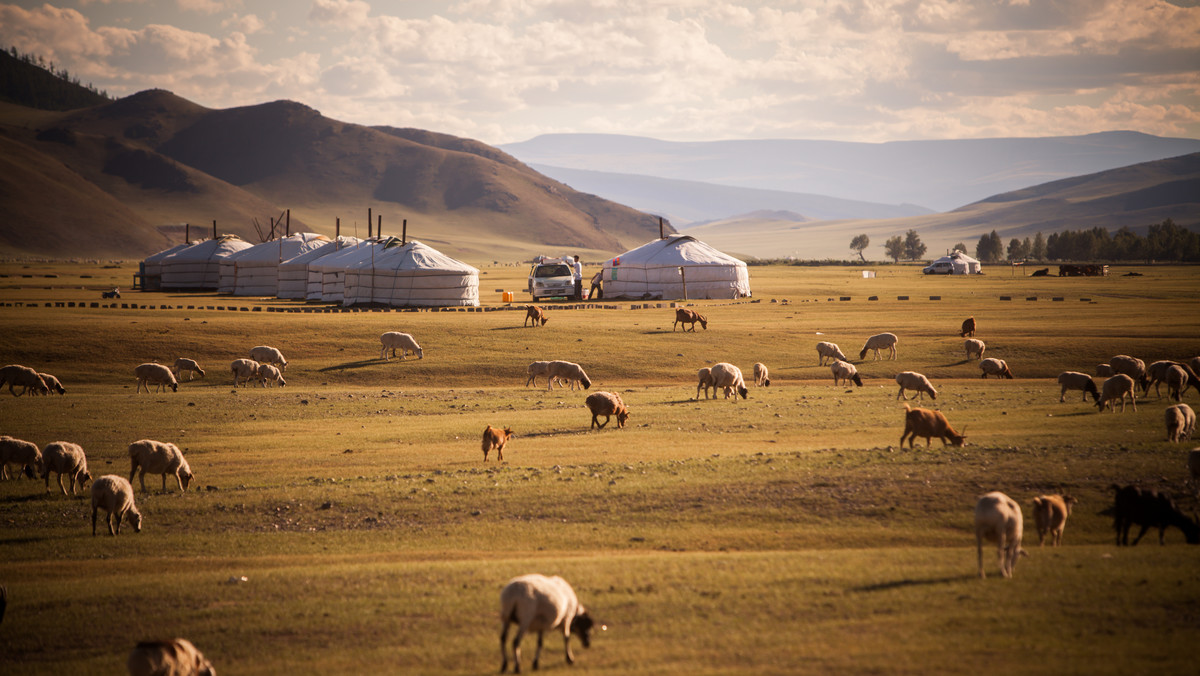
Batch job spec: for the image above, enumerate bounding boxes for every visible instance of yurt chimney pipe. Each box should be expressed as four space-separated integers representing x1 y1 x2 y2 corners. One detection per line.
286 209 290 237
378 214 382 238
212 220 217 239
185 223 189 243
659 216 664 239
368 208 373 238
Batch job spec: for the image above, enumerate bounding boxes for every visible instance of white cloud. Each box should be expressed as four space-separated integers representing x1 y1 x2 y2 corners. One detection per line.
222 13 265 34
177 0 241 14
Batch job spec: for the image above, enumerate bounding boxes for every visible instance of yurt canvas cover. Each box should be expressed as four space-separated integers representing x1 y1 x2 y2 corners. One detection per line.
342 239 479 307
159 236 253 290
602 235 750 300
306 238 385 302
926 251 982 274
219 233 329 296
139 242 192 291
277 237 361 299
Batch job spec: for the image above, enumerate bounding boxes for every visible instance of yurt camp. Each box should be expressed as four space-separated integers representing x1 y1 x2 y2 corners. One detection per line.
158 235 254 290
138 242 192 291
601 234 751 300
922 251 983 275
218 233 330 296
276 236 361 300
341 238 479 307
306 238 385 303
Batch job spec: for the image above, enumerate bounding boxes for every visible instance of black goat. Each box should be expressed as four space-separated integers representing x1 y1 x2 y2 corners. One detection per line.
1111 484 1200 546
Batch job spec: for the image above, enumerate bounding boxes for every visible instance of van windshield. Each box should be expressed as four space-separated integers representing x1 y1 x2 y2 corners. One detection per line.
534 264 571 278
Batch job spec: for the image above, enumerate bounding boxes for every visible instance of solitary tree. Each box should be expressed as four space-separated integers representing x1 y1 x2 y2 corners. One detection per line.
1031 232 1047 261
850 234 870 262
903 230 927 261
884 235 904 263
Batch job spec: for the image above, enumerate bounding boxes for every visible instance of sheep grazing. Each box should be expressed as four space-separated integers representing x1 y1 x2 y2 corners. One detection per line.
524 305 548 327
960 316 976 337
380 332 424 361
673 308 707 332
1097 374 1137 413
0 436 43 480
1165 404 1195 442
249 345 288 371
586 391 629 429
979 358 1014 379
545 361 591 391
0 364 48 396
127 638 215 676
1096 363 1114 377
525 361 562 389
1109 354 1148 391
963 339 986 361
91 475 142 536
1111 484 1200 546
255 363 286 388
35 372 66 395
230 359 260 387
1056 371 1099 403
859 332 898 361
1191 356 1200 378
816 341 847 365
710 362 748 401
500 574 597 674
899 404 966 448
172 358 205 382
134 363 178 393
41 441 91 496
1031 494 1077 547
895 371 937 401
1165 364 1193 402
975 491 1024 579
482 425 514 462
695 367 714 400
831 360 863 387
128 439 194 493
752 362 771 387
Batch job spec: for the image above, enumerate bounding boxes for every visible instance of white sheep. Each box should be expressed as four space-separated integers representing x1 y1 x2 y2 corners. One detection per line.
172 358 205 381
128 439 194 493
379 332 423 361
525 361 562 389
230 359 260 387
859 332 898 361
710 362 747 401
1109 354 1147 390
35 372 66 395
695 367 714 400
895 371 937 401
1031 494 1076 547
752 362 770 387
545 361 591 391
255 363 286 388
500 574 597 674
127 638 215 676
134 363 178 394
964 339 986 361
975 491 1024 579
816 341 847 365
0 435 43 480
830 360 863 387
41 441 91 496
1057 371 1099 403
1096 363 1114 377
249 345 288 371
1165 364 1189 402
1165 403 1195 443
1097 374 1137 413
979 358 1014 379
91 475 142 536
0 364 48 396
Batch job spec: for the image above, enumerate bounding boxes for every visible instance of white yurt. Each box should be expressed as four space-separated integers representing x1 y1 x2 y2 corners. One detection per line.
159 236 254 290
601 235 751 300
218 233 330 296
277 236 362 300
306 238 385 302
139 242 192 291
342 239 479 307
925 251 983 275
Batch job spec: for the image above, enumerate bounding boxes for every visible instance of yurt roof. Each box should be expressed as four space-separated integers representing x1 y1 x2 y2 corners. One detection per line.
231 233 330 264
306 237 384 271
348 239 478 274
162 235 252 262
608 235 745 267
280 237 363 267
143 242 192 264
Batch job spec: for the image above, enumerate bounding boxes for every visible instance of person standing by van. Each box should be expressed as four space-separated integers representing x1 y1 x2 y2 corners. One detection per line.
572 255 583 300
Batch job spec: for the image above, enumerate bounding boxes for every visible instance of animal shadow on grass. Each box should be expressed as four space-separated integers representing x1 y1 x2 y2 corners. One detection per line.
489 326 529 331
518 429 590 439
318 359 397 372
849 574 975 593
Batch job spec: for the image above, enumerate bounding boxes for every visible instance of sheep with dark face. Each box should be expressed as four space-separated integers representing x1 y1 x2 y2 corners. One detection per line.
172 358 205 382
127 638 215 676
1057 372 1099 403
91 475 142 536
380 332 423 360
816 341 847 365
0 364 48 396
249 345 288 371
0 436 43 480
35 372 66 395
1097 374 1137 413
895 371 936 401
710 363 747 401
979 358 1014 379
500 574 598 674
135 363 177 393
831 360 862 387
41 441 91 496
128 439 194 493
752 362 770 387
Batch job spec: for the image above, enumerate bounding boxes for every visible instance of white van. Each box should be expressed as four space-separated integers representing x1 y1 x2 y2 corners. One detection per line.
527 261 575 300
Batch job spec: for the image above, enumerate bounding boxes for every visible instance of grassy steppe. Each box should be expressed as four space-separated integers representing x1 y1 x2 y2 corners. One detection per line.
1 262 1198 674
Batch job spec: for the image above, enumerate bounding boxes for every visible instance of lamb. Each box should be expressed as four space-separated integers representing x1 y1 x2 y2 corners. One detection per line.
545 361 591 391
127 638 215 676
500 574 597 674
380 332 423 361
1096 374 1137 413
1109 354 1148 391
249 345 288 371
979 358 1014 379
172 358 205 382
816 341 847 365
1056 371 1099 403
36 372 66 395
255 363 286 388
899 404 966 448
1111 484 1200 546
1096 363 1114 377
895 371 937 401
41 441 91 496
91 475 142 536
1031 494 1077 546
752 362 771 387
710 362 748 401
0 436 43 480
673 308 707 332
859 332 898 361
128 439 194 493
960 316 976 337
1165 403 1195 442
482 425 514 462
975 491 1024 579
694 367 715 400
586 391 629 429
134 363 178 393
0 364 48 396
524 305 548 327
230 359 260 387
963 339 986 361
830 360 863 387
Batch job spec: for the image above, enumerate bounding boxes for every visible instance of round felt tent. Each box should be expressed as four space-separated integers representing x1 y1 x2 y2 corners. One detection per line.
159 235 253 290
601 235 751 300
306 238 386 302
139 242 192 291
277 236 362 300
342 238 479 307
218 233 330 296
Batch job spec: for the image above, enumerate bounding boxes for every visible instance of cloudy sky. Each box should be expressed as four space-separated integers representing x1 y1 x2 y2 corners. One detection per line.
2 0 1198 145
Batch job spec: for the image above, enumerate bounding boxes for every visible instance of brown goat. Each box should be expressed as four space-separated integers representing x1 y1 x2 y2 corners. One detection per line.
482 425 514 462
960 316 976 337
673 308 707 332
900 404 966 448
1031 494 1077 546
524 306 548 327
